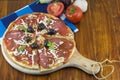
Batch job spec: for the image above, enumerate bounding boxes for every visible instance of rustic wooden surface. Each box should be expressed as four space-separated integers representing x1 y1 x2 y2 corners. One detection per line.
0 0 120 80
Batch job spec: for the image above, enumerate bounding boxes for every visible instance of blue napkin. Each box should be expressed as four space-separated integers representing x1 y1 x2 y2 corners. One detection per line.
0 0 78 38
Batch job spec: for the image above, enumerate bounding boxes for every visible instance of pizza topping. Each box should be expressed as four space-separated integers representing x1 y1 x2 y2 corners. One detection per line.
36 35 45 44
22 49 29 55
39 49 55 68
38 48 44 53
28 14 37 19
47 41 55 50
21 19 28 28
17 26 27 32
37 16 49 27
44 40 55 50
49 49 58 58
46 17 51 24
13 39 27 46
44 40 49 48
47 29 57 35
38 23 46 30
13 48 27 56
52 20 70 36
18 45 26 53
5 40 19 51
36 29 47 35
27 27 35 33
31 50 37 65
5 30 24 40
31 43 39 49
24 36 32 43
59 41 64 45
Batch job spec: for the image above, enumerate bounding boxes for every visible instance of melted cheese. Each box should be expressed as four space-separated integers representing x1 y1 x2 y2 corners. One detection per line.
12 48 28 56
38 49 42 53
27 50 36 65
59 41 64 45
37 16 48 26
49 49 58 59
13 49 21 56
27 14 37 20
13 25 19 30
36 29 47 35
50 20 56 25
21 19 28 28
22 49 28 55
36 16 56 30
31 50 36 65
13 39 29 46
54 41 64 49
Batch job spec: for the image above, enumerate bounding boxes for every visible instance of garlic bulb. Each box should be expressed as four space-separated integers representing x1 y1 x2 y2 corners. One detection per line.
73 0 88 12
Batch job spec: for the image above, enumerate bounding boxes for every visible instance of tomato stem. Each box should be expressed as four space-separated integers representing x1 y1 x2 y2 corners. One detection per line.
69 7 76 14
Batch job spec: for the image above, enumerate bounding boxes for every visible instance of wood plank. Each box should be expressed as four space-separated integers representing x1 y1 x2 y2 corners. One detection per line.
0 0 120 80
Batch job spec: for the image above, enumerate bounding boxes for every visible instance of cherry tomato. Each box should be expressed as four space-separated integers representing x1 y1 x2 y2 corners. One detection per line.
66 5 83 23
47 2 64 17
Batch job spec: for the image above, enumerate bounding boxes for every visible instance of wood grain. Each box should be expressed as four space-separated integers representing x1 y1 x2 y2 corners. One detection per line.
0 0 120 80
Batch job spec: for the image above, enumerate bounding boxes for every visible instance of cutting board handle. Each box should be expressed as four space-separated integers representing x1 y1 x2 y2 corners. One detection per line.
67 49 100 74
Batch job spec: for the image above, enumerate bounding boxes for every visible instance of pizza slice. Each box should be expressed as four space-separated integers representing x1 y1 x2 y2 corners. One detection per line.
38 37 75 71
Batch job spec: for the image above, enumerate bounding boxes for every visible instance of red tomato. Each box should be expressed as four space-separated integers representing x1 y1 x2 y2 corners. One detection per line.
66 5 83 23
47 2 64 17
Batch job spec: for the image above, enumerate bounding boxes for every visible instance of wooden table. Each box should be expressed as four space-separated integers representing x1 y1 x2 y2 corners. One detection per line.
0 0 120 80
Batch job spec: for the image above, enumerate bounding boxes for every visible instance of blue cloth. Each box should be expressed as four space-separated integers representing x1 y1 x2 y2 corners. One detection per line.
0 0 78 38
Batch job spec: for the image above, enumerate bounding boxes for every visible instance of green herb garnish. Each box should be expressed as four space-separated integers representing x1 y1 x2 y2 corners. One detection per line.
17 26 27 32
47 18 51 23
18 45 26 53
47 41 55 50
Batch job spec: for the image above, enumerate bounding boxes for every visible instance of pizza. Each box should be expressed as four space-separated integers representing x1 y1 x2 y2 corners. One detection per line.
2 12 75 71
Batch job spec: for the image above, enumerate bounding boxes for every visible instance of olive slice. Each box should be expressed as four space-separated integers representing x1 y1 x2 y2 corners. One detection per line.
38 23 45 30
24 36 32 43
31 43 39 49
44 40 49 48
47 29 57 35
27 27 34 33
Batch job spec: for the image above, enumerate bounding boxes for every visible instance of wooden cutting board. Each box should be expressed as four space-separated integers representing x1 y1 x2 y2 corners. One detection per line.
1 40 100 75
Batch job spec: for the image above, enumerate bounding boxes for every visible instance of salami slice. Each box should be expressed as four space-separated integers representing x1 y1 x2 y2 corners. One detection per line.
52 20 70 36
5 30 24 40
39 49 55 68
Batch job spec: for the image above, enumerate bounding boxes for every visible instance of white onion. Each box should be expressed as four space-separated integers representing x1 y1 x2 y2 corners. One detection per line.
73 0 88 12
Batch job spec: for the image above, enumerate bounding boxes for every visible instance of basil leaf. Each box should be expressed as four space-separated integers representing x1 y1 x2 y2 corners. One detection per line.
17 26 27 32
47 41 55 50
47 18 51 23
18 45 26 53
